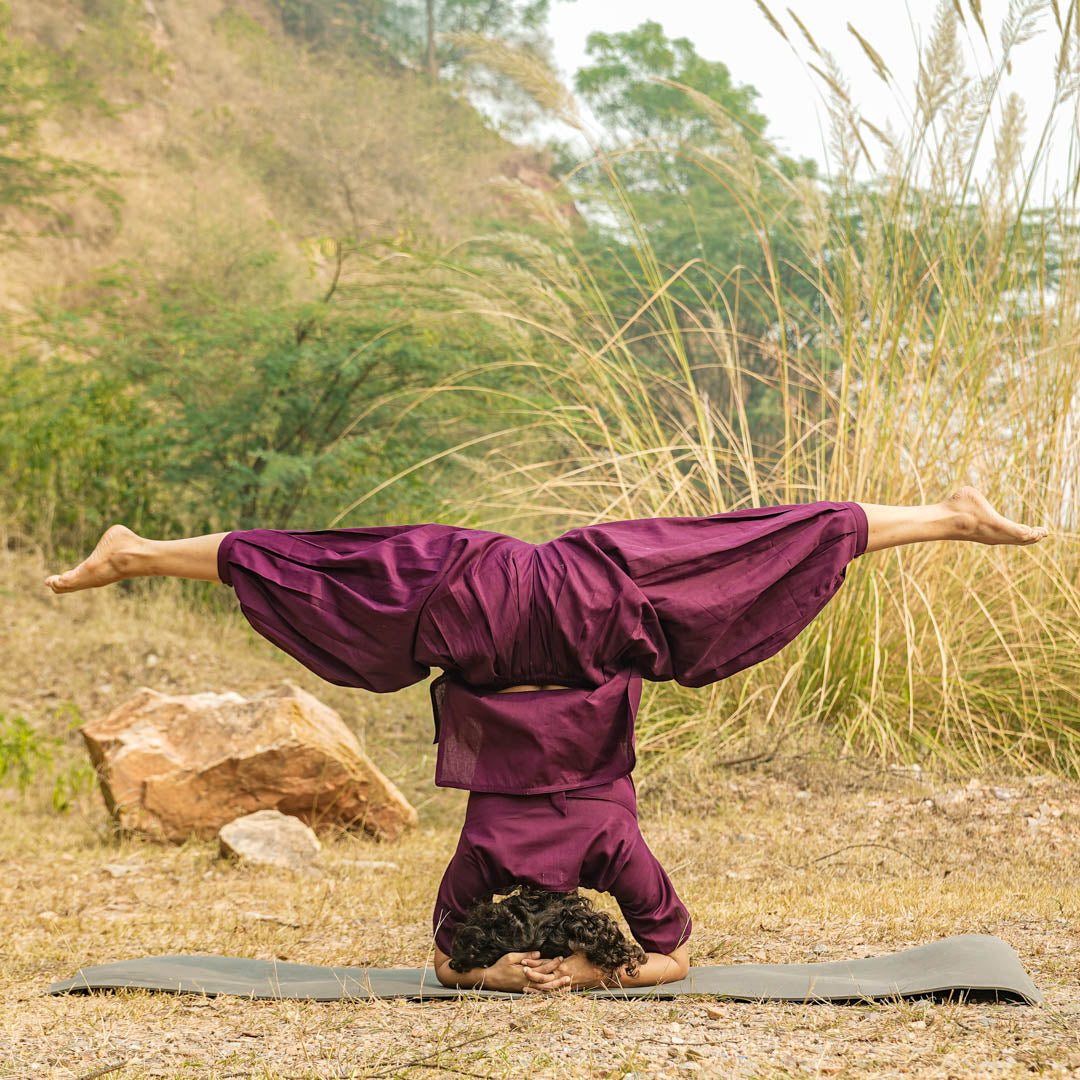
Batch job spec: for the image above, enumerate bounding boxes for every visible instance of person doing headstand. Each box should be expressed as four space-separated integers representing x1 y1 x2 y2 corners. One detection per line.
45 488 1048 992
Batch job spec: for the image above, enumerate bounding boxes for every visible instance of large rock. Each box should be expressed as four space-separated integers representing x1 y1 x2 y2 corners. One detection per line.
81 681 417 842
219 810 321 872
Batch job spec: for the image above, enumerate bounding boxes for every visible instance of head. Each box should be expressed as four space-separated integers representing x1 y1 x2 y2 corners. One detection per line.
448 884 646 977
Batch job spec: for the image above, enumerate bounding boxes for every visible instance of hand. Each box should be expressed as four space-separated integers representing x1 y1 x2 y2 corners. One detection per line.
519 953 571 994
483 951 570 993
523 949 607 993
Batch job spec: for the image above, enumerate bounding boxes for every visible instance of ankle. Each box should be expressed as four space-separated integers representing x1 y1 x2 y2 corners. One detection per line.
110 536 155 578
934 502 977 539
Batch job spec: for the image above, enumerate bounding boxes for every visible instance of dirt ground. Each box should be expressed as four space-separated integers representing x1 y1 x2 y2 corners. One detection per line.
4 765 1078 1080
2 549 1079 1079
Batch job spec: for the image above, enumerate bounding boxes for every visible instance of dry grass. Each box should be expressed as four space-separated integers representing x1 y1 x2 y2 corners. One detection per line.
2 551 1080 1079
0 0 519 320
3 744 1079 1078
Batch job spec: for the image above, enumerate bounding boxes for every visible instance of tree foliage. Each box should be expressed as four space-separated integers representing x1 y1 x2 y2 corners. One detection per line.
268 0 554 79
566 22 820 441
0 1 117 244
8 258 521 552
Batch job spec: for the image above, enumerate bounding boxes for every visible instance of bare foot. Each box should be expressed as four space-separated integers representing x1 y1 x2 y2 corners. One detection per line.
946 486 1049 546
44 524 148 594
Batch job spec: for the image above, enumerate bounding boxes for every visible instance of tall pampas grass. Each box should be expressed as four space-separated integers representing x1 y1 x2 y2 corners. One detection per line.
338 2 1080 776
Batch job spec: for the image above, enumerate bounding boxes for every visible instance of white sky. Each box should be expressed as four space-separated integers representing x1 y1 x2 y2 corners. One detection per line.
544 0 1077 193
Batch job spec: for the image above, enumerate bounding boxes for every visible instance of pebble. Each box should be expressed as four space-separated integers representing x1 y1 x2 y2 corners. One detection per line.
100 863 140 878
218 810 321 872
812 943 829 954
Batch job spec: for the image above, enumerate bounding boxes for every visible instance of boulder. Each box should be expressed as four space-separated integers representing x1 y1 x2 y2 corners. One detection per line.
219 810 321 872
81 681 417 842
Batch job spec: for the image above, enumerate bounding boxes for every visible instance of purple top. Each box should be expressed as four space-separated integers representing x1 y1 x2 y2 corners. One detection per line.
217 501 867 796
431 775 692 955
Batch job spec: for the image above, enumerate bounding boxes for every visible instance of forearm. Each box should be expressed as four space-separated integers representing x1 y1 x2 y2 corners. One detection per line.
435 956 543 992
611 949 689 988
434 959 489 989
609 946 691 989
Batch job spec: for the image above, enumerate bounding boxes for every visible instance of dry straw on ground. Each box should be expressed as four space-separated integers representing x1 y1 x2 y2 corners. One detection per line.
2 547 1079 1079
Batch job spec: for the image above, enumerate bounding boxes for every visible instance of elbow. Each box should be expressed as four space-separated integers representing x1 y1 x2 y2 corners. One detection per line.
432 947 459 988
666 943 690 981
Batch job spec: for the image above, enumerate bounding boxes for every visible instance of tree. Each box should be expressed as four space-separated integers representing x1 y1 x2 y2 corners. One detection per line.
269 0 558 82
572 22 813 307
568 22 819 441
0 2 116 245
575 21 769 151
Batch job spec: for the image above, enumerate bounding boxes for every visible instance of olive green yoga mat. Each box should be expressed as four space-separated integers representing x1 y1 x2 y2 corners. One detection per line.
49 934 1040 1004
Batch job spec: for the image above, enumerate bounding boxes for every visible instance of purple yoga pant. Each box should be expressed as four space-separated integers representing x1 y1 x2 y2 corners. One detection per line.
217 501 868 796
219 501 866 953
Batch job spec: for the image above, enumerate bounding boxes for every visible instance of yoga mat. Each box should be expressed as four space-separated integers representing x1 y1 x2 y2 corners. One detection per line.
49 934 1040 1004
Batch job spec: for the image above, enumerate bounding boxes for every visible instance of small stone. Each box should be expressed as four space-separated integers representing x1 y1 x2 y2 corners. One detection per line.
704 1005 724 1020
731 954 753 962
812 943 829 954
37 911 60 923
95 684 114 697
239 911 302 928
219 810 321 871
965 777 981 792
339 859 401 872
909 1019 927 1029
992 787 1014 800
100 863 139 877
145 653 160 667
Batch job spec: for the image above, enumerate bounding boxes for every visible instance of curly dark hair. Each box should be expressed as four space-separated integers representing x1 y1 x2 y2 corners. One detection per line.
448 885 646 977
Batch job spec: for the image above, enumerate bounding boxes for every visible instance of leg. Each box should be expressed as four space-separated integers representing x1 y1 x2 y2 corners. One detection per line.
45 524 228 593
859 486 1048 554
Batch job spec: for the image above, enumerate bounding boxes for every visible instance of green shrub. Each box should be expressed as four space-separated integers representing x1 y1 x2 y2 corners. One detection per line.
0 713 54 793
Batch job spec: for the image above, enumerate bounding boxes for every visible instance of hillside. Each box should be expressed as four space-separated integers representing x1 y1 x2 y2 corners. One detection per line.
1 0 552 319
